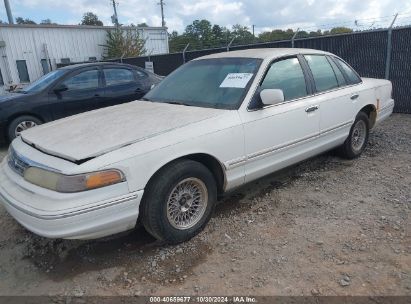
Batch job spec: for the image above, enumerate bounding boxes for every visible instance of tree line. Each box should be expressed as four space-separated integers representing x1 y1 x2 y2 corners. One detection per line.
169 19 354 53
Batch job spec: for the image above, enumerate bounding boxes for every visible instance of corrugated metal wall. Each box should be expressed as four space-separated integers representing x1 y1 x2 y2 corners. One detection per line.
0 25 169 94
117 27 411 113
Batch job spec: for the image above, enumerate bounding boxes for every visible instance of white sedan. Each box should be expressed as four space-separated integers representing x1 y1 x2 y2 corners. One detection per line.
0 48 394 243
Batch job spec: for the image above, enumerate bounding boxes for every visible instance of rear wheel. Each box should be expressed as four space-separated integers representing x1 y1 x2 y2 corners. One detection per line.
338 112 369 159
7 115 42 141
141 159 217 244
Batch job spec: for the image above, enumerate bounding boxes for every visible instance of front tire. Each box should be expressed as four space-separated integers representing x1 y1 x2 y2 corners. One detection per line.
338 112 369 159
7 115 42 142
141 159 217 244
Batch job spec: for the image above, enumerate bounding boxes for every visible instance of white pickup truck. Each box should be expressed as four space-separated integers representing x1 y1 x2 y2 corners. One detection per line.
0 48 394 243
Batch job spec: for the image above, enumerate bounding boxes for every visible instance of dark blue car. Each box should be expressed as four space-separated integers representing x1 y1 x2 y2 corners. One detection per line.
0 62 162 143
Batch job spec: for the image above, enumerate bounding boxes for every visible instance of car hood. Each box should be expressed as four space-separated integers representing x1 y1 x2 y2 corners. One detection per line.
20 101 225 163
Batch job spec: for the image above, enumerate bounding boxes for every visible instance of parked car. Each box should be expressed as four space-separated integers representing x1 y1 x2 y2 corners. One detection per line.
0 48 394 243
0 62 162 143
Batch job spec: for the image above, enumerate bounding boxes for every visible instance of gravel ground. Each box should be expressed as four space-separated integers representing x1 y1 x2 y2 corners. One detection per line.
0 114 410 296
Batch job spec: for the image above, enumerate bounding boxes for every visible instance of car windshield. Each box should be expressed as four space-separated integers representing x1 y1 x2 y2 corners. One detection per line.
17 70 67 93
144 58 262 109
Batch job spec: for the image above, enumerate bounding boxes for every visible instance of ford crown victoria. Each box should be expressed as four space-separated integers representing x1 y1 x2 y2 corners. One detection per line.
0 48 394 243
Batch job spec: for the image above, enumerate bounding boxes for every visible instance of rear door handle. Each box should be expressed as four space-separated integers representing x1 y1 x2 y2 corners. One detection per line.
135 88 143 93
305 105 319 113
351 94 359 100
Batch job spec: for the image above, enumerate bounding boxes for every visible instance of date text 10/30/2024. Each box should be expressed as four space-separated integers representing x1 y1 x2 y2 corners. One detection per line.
149 296 257 303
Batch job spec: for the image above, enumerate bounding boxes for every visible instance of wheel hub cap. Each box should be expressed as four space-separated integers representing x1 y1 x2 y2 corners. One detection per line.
351 120 366 152
166 178 208 230
15 121 37 137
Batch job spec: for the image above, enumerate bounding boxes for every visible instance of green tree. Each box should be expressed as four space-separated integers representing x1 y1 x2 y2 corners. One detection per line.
185 19 217 48
80 12 103 26
137 23 149 27
40 19 57 25
103 28 146 59
169 31 191 53
15 17 36 24
258 29 294 42
329 27 353 35
230 24 254 44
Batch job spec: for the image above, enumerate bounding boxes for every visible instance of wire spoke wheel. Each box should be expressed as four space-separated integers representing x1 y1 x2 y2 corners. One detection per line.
15 121 38 137
166 177 208 230
351 120 367 152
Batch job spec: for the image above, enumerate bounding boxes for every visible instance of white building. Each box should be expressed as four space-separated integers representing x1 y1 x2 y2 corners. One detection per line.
0 24 169 94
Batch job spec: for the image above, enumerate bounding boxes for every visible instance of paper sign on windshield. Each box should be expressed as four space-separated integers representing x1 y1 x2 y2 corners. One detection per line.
219 73 253 88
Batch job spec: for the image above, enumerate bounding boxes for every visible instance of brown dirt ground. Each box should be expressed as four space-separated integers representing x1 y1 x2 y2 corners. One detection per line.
0 114 409 296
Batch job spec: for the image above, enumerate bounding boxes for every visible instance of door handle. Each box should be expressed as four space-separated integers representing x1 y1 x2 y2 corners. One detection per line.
94 94 101 97
135 88 143 93
351 94 359 100
305 105 319 113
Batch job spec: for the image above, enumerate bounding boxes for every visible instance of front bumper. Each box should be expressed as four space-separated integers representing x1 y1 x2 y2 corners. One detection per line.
0 159 143 240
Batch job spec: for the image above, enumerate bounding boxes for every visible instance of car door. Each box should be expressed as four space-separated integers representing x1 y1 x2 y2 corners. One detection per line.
101 67 147 108
49 67 103 119
239 56 321 183
303 55 361 146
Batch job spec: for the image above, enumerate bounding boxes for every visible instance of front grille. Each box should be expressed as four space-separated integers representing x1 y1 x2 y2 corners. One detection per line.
8 147 30 176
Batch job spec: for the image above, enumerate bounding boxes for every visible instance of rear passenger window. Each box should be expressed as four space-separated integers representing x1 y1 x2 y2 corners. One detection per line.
328 57 346 86
104 68 135 86
261 57 307 101
305 55 338 92
334 58 362 84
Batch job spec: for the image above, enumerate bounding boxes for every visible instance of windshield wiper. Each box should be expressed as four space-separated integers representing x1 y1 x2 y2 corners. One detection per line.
163 101 192 106
141 97 151 101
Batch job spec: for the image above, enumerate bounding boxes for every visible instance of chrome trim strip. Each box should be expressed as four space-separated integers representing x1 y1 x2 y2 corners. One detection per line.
226 121 353 169
247 132 319 161
0 191 139 220
321 121 353 135
8 146 61 175
225 156 247 169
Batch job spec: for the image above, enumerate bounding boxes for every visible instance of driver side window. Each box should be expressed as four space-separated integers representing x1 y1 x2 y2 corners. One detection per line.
261 57 308 101
62 69 99 91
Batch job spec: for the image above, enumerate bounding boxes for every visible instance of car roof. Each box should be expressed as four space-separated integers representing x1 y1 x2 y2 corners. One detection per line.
195 48 332 60
59 62 139 70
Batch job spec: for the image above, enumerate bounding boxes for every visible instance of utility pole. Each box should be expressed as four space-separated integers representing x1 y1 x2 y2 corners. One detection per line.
4 0 14 24
158 0 165 27
111 0 119 27
252 24 255 42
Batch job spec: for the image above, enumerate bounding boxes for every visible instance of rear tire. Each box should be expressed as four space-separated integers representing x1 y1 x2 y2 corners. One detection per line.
7 115 42 142
141 159 217 244
338 112 369 159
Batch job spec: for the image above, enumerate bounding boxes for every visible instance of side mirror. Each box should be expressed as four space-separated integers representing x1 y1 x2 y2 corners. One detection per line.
53 83 68 93
260 89 285 106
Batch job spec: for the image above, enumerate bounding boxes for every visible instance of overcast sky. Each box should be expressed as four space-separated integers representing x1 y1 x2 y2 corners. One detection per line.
1 0 411 33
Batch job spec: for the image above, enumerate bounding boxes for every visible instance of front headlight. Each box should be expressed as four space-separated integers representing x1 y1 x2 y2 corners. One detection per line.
23 167 125 193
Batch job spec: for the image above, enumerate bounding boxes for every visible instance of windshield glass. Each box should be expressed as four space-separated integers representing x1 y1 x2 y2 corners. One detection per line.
144 58 262 109
18 70 67 93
